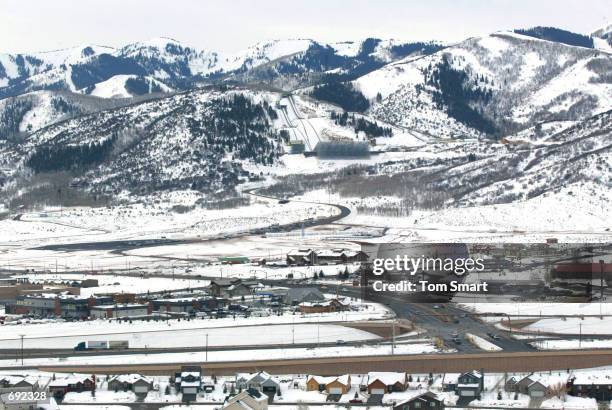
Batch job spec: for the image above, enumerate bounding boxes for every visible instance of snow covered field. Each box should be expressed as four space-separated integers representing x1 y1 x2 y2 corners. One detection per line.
0 300 392 349
531 339 612 350
0 322 380 350
460 302 612 337
295 183 612 243
0 191 337 247
461 302 612 319
522 317 612 336
23 273 200 296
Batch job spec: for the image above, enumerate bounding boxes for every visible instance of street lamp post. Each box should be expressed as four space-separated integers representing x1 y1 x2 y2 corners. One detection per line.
19 334 25 366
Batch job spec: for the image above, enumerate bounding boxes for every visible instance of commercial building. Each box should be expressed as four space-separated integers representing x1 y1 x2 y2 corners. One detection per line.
90 303 151 319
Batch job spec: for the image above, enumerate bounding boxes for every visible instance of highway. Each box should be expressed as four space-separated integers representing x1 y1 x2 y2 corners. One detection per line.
307 283 533 353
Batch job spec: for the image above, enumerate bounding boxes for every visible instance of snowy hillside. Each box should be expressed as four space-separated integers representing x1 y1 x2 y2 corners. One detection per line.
1 88 285 197
435 109 612 205
83 74 173 98
592 23 612 49
0 90 131 139
356 31 612 138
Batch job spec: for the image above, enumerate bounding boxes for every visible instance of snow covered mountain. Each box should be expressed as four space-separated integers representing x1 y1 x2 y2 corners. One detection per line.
1 87 283 197
231 38 443 89
356 30 612 138
0 37 442 100
592 24 612 50
1 26 610 208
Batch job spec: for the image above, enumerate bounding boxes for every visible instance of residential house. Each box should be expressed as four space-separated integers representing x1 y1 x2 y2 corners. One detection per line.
393 392 445 410
48 374 96 397
237 372 279 391
569 373 612 401
283 288 325 306
235 372 279 401
286 249 317 266
504 376 519 393
298 298 350 314
306 375 351 394
455 370 484 399
107 374 153 394
228 283 253 298
367 372 408 394
209 279 253 298
0 375 39 393
223 388 268 410
526 380 548 398
209 279 239 297
516 375 535 395
315 249 369 265
175 366 202 402
516 374 567 399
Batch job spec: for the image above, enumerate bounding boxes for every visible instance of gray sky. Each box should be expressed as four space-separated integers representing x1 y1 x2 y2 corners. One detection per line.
2 0 610 53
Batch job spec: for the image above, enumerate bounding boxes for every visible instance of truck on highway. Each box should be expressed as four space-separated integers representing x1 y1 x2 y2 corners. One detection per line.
74 340 129 351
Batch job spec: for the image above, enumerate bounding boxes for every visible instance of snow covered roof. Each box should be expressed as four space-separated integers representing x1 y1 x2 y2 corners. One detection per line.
226 389 269 409
286 287 324 299
309 374 350 386
463 370 483 379
396 391 442 406
300 300 333 307
109 374 152 385
367 372 406 386
288 248 315 256
49 374 94 387
211 278 240 287
91 303 148 310
335 374 351 386
300 297 349 307
236 371 273 385
309 375 337 385
523 373 569 387
0 375 37 386
315 248 362 257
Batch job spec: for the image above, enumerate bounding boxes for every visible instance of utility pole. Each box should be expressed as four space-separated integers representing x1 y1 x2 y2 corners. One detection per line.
19 334 25 366
600 260 605 305
391 322 395 355
579 323 582 348
205 333 209 362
